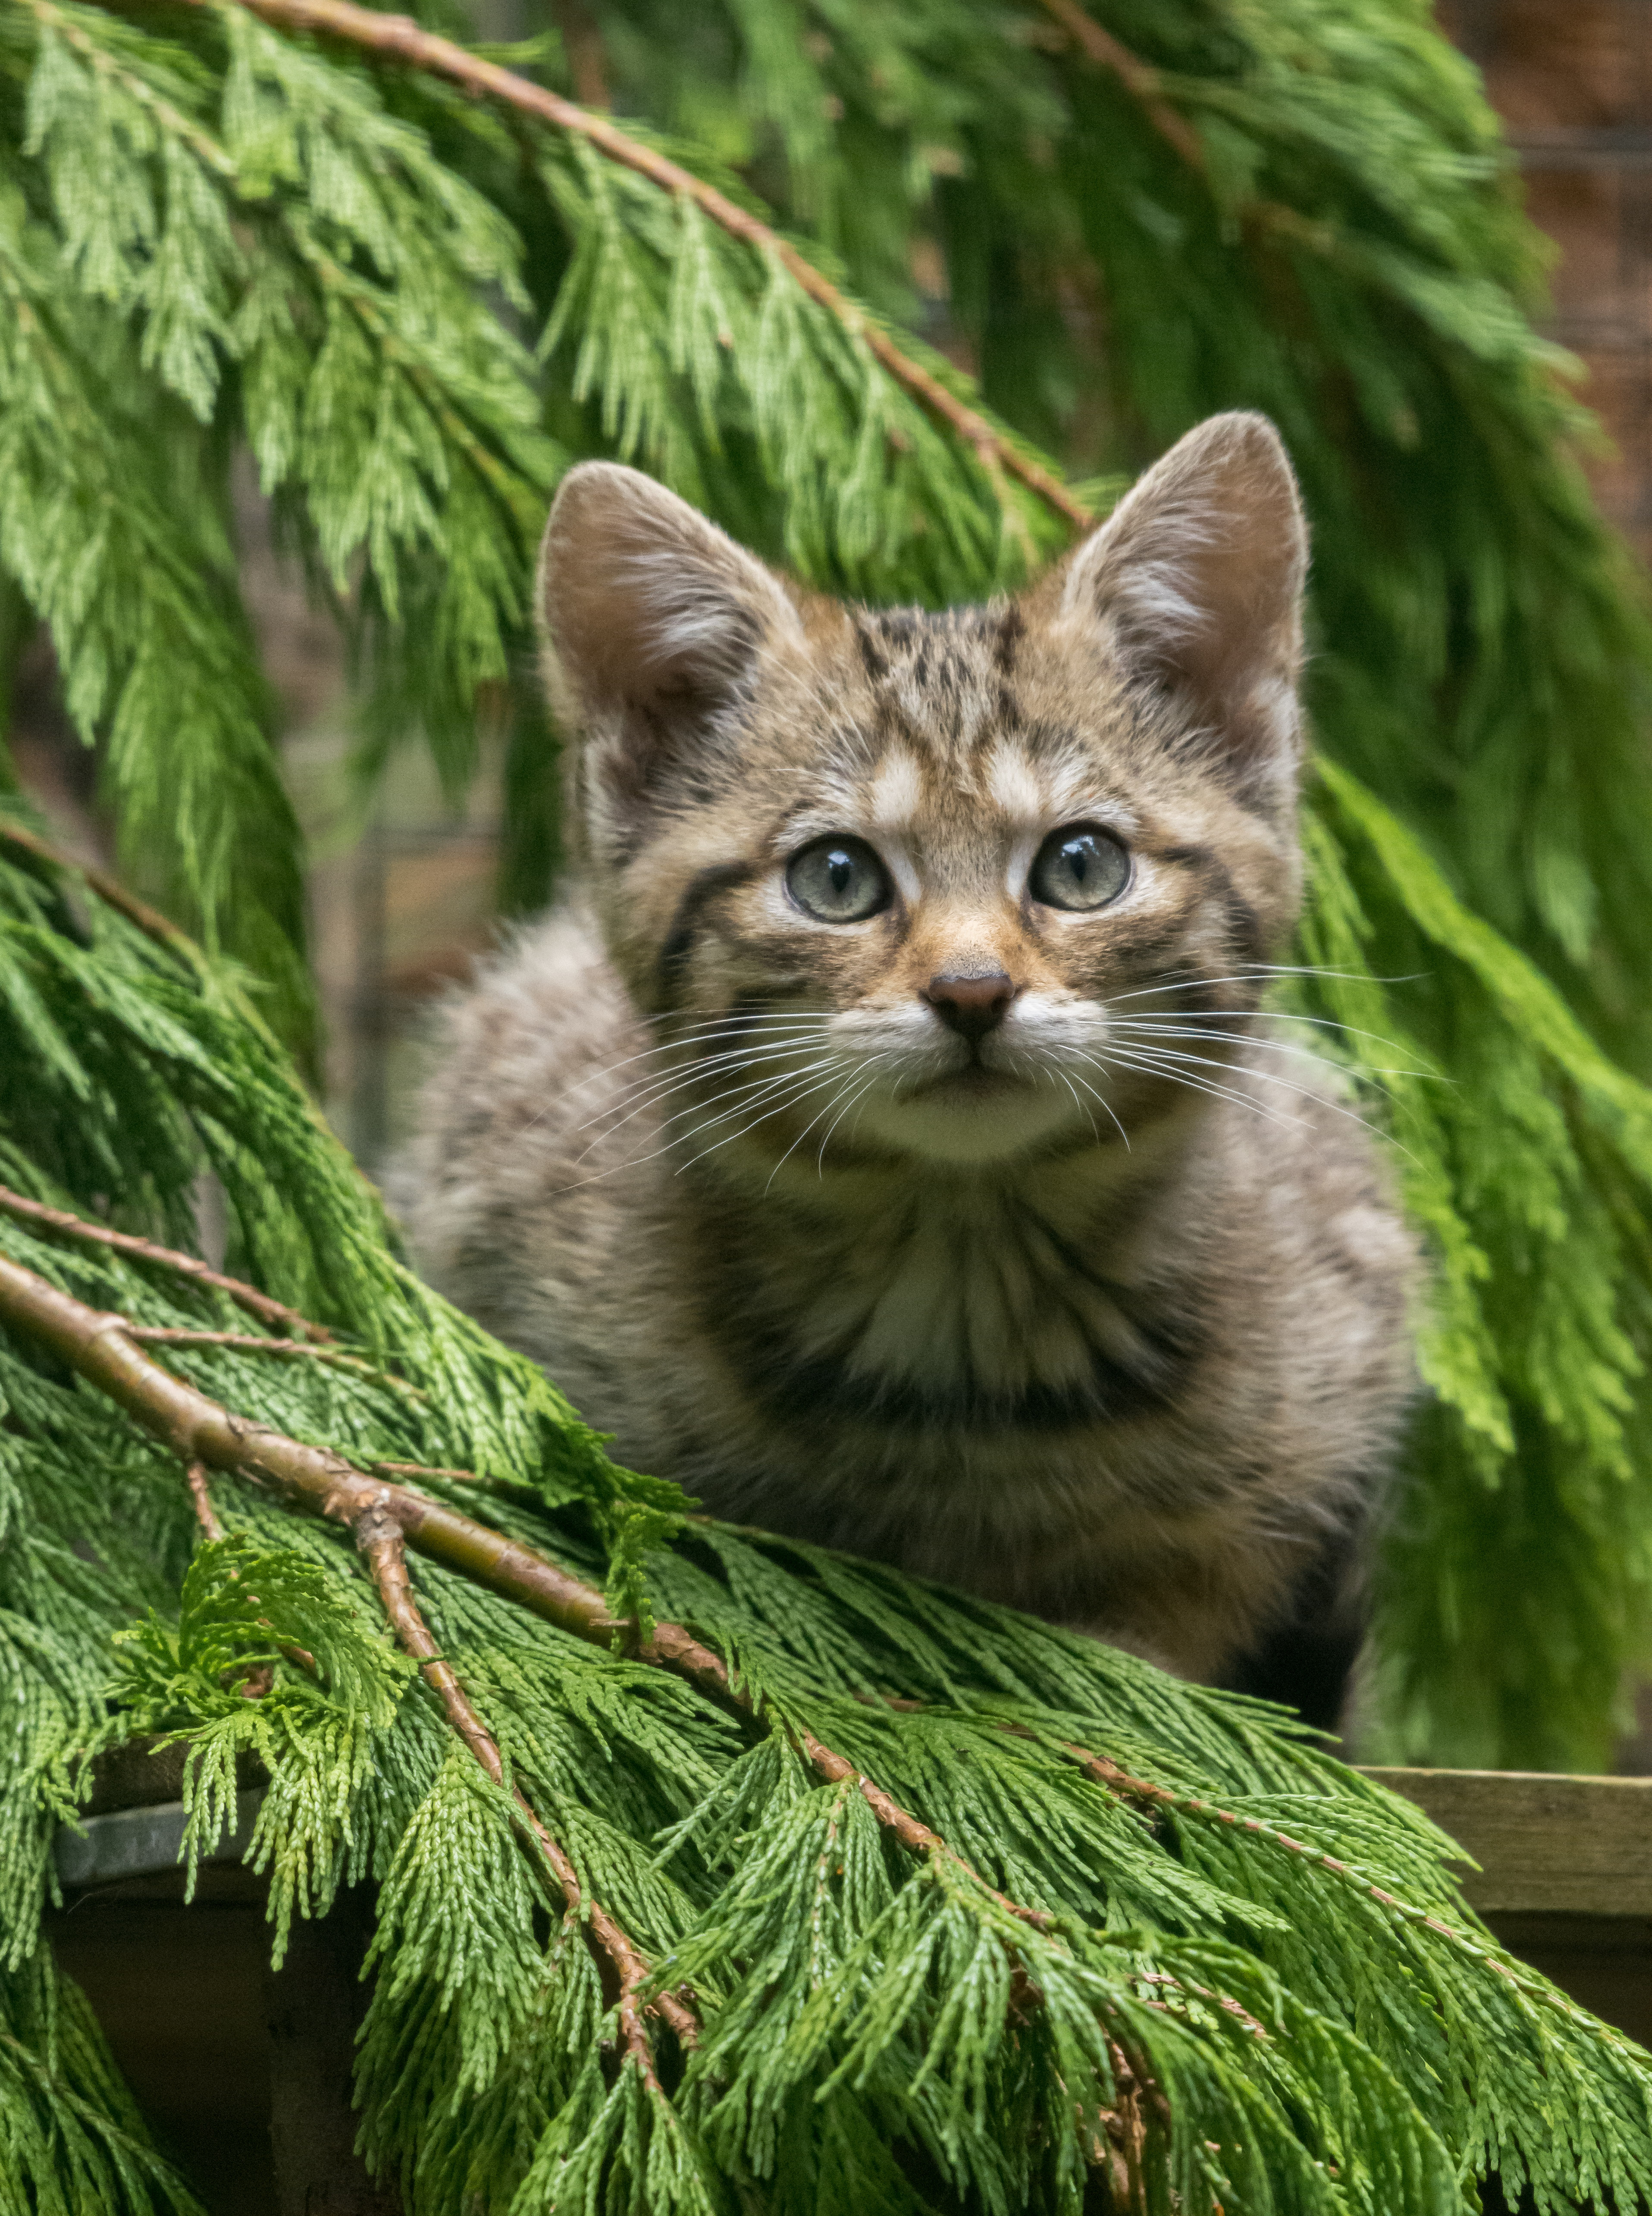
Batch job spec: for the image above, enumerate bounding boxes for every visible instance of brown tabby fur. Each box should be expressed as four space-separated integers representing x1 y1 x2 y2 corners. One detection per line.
404 413 1417 1711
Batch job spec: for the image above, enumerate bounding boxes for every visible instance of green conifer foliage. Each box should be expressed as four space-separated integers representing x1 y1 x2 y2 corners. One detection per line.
0 3 1649 1781
3 824 1652 2214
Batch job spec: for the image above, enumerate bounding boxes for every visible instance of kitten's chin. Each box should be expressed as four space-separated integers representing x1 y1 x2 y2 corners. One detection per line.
852 1071 1087 1167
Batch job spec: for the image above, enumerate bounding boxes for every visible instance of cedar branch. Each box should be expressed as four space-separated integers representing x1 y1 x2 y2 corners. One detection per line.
0 816 194 956
1036 0 1207 169
0 1249 1040 1923
173 0 1089 533
0 1180 332 1342
0 1244 1185 2102
352 1496 697 2063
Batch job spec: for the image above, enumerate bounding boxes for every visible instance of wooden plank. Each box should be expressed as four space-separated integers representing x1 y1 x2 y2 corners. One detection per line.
1363 1767 1652 1917
53 1790 263 1888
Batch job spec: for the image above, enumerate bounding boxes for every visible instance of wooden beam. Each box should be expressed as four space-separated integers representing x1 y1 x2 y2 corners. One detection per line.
1364 1767 1652 1917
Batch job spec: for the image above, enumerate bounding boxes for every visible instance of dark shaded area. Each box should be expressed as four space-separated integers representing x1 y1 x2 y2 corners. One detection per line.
268 1887 403 2215
48 1857 400 2213
48 1866 278 2215
1224 1531 1366 1736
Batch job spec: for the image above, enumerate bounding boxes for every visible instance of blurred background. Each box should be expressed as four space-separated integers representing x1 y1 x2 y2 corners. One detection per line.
7 0 1649 1180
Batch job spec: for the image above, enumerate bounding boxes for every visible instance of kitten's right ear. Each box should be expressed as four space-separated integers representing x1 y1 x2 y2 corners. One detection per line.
538 463 803 858
1054 413 1307 810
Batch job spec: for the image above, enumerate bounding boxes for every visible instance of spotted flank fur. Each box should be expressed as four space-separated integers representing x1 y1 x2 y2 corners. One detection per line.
404 413 1418 1728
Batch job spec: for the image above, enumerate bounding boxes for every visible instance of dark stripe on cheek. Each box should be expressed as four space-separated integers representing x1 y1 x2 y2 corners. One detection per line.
1084 920 1190 972
1153 844 1266 968
659 860 759 982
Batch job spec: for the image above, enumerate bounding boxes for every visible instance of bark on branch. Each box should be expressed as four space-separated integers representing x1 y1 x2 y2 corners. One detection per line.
0 1250 1036 1927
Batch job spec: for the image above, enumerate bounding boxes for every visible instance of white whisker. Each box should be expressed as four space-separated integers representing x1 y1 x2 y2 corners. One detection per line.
1107 1005 1428 1063
1055 1070 1100 1146
1100 1037 1392 1143
672 1061 863 1179
1102 965 1425 1009
552 1060 845 1194
1071 1046 1307 1134
562 1013 834 1097
1060 1065 1131 1150
1107 1019 1422 1079
577 1035 829 1134
575 1052 839 1158
813 1063 894 1174
763 1058 893 1191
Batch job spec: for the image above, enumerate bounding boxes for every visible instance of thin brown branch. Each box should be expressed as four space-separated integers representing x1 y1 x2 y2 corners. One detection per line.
185 1457 224 1541
169 0 1089 534
550 0 608 110
0 816 192 956
0 1180 333 1342
124 1323 418 1401
352 1496 696 2063
1040 0 1347 272
1037 0 1207 170
1060 1738 1647 2044
0 1249 1047 1929
129 1326 328 1353
370 1459 496 1485
1072 1745 1477 1946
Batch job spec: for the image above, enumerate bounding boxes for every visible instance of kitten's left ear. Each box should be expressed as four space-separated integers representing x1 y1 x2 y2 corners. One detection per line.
1057 412 1308 803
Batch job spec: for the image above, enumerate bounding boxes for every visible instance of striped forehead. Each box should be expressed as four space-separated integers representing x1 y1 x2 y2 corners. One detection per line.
809 732 1103 838
806 605 1115 832
851 602 1022 683
848 608 1019 742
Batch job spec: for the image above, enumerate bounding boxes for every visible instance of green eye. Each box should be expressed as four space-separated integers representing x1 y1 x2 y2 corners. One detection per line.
785 836 891 924
1029 824 1131 912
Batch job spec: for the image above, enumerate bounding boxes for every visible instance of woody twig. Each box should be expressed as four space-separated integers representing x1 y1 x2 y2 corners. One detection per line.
0 1238 1168 2107
352 1495 696 2066
0 1179 332 1342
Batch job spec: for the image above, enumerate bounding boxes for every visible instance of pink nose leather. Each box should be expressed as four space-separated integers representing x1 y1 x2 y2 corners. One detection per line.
922 971 1016 1044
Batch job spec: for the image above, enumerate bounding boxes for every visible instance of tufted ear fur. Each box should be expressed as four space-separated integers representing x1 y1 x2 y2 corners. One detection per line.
1056 412 1308 809
538 463 805 862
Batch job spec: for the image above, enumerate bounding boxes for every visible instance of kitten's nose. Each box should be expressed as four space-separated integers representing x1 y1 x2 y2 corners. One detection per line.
922 971 1016 1044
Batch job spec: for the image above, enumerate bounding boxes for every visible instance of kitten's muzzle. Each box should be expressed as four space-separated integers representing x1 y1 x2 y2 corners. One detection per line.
922 970 1017 1046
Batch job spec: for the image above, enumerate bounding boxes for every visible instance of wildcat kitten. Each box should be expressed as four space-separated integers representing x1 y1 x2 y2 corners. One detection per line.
404 412 1417 1727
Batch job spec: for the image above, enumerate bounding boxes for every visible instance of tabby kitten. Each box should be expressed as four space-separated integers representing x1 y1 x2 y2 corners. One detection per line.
405 412 1417 1727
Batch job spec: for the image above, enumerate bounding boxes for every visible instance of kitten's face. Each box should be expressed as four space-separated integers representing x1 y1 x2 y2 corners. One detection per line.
540 415 1308 1172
